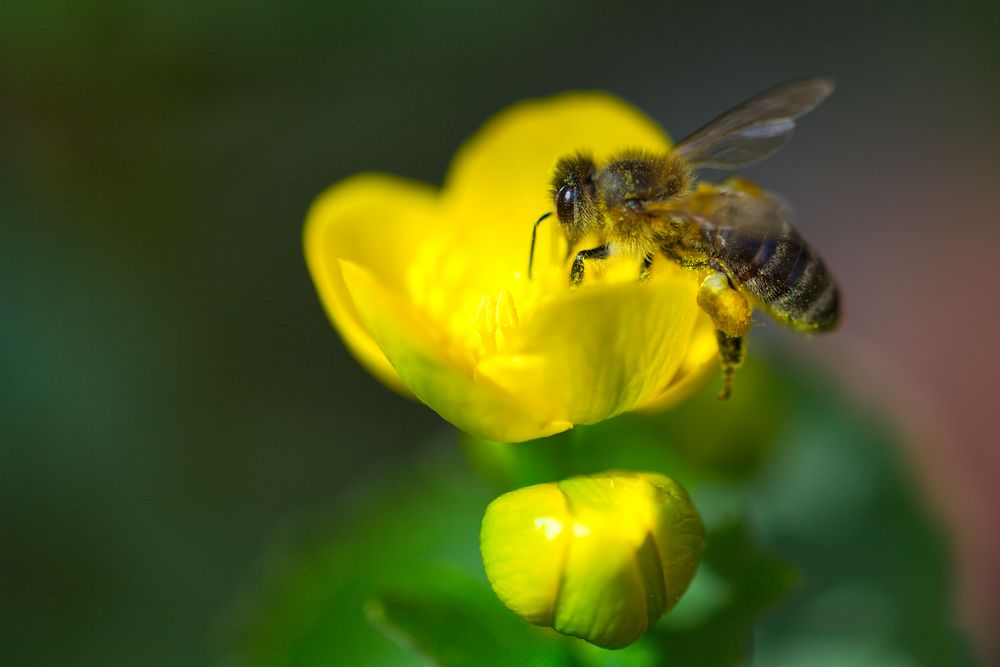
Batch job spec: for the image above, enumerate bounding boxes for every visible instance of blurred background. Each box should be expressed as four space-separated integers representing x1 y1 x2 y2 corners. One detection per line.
1 1 998 665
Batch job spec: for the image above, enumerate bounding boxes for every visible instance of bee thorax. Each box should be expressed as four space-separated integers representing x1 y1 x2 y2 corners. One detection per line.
595 151 691 211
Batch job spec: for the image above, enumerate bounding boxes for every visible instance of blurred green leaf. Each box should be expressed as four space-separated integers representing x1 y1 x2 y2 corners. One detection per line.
367 568 568 667
748 363 976 666
221 453 794 666
651 520 797 666
224 348 974 666
219 445 494 667
365 520 793 667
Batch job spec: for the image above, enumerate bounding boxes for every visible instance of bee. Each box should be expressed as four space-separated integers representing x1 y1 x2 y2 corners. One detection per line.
530 78 840 399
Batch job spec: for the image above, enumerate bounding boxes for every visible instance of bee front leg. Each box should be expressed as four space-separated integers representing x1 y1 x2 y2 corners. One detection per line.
638 254 653 283
569 244 610 286
696 271 752 400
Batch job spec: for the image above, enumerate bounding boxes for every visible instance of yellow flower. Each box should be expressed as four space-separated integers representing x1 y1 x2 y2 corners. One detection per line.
480 471 705 649
305 93 716 443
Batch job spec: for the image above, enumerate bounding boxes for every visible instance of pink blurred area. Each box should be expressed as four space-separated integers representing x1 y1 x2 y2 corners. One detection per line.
781 89 1000 658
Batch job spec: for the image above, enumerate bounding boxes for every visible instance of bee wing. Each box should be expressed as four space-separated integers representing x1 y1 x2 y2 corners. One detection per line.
673 77 833 169
649 180 789 234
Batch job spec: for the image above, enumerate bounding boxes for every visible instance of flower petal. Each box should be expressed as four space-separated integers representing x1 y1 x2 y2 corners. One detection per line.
341 261 572 442
641 311 719 410
479 483 570 626
304 174 442 394
475 276 702 427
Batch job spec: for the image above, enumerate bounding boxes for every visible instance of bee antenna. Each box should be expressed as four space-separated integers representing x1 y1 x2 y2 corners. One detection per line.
527 211 552 280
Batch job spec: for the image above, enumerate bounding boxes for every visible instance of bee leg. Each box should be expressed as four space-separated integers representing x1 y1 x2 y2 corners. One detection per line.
697 271 752 339
696 271 752 399
715 331 745 400
638 254 653 282
569 244 610 286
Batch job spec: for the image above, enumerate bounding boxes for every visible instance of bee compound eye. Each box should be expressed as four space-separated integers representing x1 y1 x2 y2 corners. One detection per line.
556 185 577 223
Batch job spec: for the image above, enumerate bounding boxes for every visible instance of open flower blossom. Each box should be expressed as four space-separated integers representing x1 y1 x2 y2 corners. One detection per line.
480 471 705 649
305 93 716 443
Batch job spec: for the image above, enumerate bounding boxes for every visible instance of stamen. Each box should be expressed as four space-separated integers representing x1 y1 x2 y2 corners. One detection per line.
496 290 519 330
475 294 498 355
495 290 519 350
474 290 521 356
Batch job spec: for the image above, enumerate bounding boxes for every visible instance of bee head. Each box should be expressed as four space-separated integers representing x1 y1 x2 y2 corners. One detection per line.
551 153 599 246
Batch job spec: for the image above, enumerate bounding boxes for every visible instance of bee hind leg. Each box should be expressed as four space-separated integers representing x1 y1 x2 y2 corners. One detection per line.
715 331 745 400
696 271 753 400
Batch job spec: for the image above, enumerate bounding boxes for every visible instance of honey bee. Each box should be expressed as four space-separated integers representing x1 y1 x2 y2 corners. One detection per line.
531 78 840 399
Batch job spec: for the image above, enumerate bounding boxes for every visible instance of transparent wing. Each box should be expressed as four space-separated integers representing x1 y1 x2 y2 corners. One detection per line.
674 77 834 169
647 179 790 234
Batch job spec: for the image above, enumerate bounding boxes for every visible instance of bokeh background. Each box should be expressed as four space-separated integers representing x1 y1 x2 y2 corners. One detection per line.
2 1 998 665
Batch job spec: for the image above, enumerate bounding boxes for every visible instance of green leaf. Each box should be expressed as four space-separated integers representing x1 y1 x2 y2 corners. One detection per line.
218 445 496 667
650 519 798 666
223 347 975 666
367 568 569 667
746 362 977 666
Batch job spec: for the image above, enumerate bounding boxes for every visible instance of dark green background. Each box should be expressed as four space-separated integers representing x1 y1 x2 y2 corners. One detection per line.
2 1 998 665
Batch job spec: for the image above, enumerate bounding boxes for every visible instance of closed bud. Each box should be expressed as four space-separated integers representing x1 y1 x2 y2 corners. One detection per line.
480 471 705 649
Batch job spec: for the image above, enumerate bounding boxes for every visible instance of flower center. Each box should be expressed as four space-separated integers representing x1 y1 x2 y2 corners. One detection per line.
405 221 671 362
474 290 520 356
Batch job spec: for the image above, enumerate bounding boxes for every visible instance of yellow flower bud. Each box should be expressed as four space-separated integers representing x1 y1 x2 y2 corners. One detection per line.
480 471 705 649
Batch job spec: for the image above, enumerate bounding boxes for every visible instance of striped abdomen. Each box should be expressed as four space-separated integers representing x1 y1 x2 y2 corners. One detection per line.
715 221 840 332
